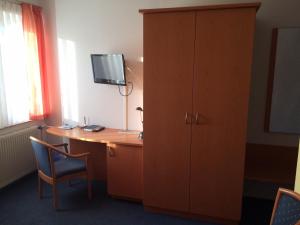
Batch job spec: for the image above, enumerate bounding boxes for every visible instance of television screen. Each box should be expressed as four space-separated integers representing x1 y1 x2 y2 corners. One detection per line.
91 54 126 86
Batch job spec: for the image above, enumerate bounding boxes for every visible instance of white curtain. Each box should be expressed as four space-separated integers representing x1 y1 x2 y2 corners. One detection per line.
58 38 79 123
0 1 29 128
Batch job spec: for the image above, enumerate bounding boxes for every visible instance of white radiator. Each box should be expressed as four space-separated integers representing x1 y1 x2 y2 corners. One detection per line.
0 126 39 188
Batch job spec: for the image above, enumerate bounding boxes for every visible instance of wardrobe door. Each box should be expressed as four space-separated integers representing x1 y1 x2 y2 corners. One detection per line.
143 12 195 211
190 8 256 220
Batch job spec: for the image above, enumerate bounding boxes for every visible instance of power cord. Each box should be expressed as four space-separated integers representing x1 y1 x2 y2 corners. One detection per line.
118 81 133 96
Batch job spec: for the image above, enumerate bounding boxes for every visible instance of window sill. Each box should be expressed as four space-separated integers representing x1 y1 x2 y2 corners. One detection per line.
0 120 44 136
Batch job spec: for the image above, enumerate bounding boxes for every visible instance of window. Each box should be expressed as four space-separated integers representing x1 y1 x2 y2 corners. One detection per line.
0 1 48 129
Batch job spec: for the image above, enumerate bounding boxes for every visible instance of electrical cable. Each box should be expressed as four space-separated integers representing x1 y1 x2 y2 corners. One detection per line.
118 81 133 96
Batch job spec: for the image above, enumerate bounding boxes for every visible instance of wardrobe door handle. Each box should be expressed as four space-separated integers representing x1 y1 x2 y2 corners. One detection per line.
185 112 189 124
195 112 199 125
185 112 192 124
185 112 195 124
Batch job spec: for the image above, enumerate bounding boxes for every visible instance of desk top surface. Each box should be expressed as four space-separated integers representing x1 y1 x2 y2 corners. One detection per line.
47 127 143 147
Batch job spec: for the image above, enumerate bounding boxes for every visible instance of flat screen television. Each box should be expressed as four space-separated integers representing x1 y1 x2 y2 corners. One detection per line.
91 54 126 86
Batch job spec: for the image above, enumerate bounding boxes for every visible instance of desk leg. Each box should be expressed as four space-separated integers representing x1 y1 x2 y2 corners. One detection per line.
69 139 107 181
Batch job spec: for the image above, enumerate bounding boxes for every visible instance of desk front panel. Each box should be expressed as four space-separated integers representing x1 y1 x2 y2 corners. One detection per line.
107 144 143 200
69 139 107 181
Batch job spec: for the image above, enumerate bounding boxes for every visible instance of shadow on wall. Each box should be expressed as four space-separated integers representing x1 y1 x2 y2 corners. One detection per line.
247 15 299 146
124 57 143 92
58 38 79 124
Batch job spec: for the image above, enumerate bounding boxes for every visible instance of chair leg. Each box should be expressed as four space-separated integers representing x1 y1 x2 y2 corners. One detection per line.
52 183 58 210
88 179 92 200
38 177 43 199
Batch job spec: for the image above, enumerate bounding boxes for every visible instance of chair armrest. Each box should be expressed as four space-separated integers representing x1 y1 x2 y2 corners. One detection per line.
50 146 90 160
52 143 69 153
69 152 90 170
52 143 68 147
68 152 90 159
49 146 91 178
69 152 90 174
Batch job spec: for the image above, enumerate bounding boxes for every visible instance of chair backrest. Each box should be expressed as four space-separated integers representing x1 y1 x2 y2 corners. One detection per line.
270 188 300 225
30 136 52 177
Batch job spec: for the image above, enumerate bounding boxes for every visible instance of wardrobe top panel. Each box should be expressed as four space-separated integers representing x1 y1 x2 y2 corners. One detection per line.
139 2 260 14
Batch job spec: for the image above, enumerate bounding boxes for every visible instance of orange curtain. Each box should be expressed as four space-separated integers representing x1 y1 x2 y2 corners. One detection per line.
21 3 49 120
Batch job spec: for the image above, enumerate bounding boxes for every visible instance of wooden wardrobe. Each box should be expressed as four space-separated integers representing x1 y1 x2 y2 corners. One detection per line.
140 3 260 224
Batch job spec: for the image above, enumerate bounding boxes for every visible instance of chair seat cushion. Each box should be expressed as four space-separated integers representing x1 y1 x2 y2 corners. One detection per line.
54 158 86 178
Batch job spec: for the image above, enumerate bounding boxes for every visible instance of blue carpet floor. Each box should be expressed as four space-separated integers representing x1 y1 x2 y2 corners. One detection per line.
0 174 273 225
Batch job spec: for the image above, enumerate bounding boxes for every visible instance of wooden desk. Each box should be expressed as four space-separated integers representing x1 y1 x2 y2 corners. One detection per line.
47 127 143 200
47 127 143 146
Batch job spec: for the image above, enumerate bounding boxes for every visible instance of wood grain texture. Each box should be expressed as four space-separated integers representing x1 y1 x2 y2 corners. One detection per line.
47 127 143 146
189 8 257 221
139 2 260 14
143 11 195 212
69 139 107 181
107 144 143 200
47 127 143 181
245 143 297 184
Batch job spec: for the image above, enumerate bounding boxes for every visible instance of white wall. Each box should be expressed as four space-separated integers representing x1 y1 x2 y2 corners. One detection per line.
53 0 300 145
55 0 147 130
247 0 300 146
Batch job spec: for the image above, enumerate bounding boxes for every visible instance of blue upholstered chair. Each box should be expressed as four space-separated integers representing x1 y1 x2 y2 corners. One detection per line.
270 188 300 225
30 136 91 209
